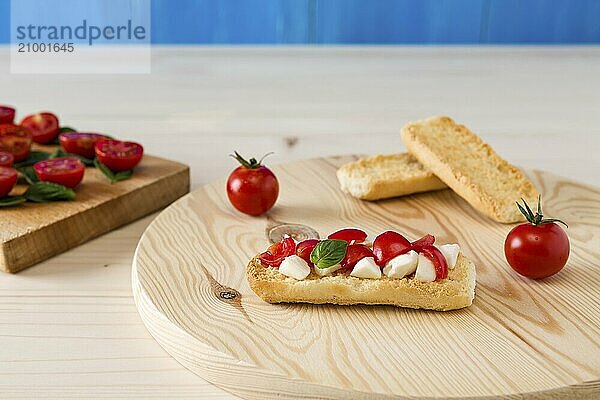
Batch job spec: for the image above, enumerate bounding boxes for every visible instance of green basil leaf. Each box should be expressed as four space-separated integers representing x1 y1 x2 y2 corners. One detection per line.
13 151 51 168
24 182 75 203
0 196 26 207
310 239 348 269
59 126 77 133
113 169 133 182
49 149 94 166
94 158 116 182
16 166 39 185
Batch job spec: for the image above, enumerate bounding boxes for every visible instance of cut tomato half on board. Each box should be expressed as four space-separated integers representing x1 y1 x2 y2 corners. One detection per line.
95 139 144 172
20 112 60 144
0 151 14 167
411 234 435 252
0 124 33 162
0 106 16 124
296 239 319 266
328 228 368 244
34 157 85 189
372 231 411 266
60 132 106 159
419 245 449 280
259 236 296 268
0 166 18 197
340 244 374 271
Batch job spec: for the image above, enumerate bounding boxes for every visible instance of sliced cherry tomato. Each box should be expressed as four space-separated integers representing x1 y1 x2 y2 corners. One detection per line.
0 124 33 162
372 231 411 266
341 244 374 271
20 112 60 144
411 234 435 252
0 106 15 124
60 132 106 159
0 151 14 167
328 228 367 244
259 236 296 268
0 167 18 197
296 239 319 266
95 139 144 172
420 245 449 280
34 157 85 188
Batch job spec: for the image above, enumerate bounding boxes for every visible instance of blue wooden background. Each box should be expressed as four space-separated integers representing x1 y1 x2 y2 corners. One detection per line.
1 0 599 44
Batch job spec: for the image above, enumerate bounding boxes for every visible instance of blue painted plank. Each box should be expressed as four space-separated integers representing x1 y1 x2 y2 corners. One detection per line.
0 0 9 44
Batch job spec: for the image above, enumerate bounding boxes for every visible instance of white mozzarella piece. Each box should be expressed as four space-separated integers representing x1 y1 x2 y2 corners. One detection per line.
383 250 418 278
439 244 460 269
314 263 341 276
415 253 436 282
279 255 311 280
350 257 381 279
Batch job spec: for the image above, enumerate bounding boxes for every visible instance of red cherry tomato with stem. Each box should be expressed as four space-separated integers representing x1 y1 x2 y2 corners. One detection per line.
296 239 319 266
60 132 106 159
0 151 14 167
0 167 18 197
419 245 449 280
226 151 279 216
20 112 60 144
259 236 296 268
341 244 374 271
0 106 15 124
328 228 367 244
0 124 33 162
95 139 144 172
372 231 411 266
34 158 85 188
505 197 569 279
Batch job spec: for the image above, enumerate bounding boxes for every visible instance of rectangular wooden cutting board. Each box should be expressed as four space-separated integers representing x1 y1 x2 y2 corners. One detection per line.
0 149 190 273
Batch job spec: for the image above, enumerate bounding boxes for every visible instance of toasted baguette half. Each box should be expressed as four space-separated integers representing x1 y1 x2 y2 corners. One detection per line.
337 153 447 200
401 116 538 223
246 253 476 311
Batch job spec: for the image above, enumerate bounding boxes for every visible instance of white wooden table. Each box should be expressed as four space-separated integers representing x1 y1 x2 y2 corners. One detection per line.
1 46 599 399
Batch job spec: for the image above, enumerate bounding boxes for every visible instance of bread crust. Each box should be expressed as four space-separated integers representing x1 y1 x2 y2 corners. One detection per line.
400 116 538 223
337 153 447 201
246 253 476 311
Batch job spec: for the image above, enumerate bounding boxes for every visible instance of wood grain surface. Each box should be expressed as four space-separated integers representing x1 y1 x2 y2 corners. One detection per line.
133 155 600 400
1 146 190 273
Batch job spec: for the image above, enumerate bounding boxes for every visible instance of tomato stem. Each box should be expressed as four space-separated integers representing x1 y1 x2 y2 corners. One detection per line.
230 151 273 169
516 195 568 228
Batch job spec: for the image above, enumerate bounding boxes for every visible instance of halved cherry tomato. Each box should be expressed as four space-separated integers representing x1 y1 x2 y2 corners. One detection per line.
20 112 60 144
372 231 411 266
0 167 18 197
0 124 33 162
0 151 14 167
259 236 296 268
341 244 374 271
60 132 106 159
0 106 15 124
296 239 319 266
419 245 449 280
95 139 143 172
34 157 85 188
328 228 367 244
411 234 435 252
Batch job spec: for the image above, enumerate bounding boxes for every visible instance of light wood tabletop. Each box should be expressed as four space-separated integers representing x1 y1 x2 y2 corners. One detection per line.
1 46 599 399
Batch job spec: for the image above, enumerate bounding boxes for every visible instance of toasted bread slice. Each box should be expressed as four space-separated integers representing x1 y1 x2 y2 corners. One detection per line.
246 253 476 311
401 116 538 223
337 153 447 200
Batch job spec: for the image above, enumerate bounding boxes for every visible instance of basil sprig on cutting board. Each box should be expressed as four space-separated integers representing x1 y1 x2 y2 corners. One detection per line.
310 239 348 269
0 182 75 207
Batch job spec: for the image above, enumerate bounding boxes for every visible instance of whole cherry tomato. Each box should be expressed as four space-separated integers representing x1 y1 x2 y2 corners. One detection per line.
0 167 18 197
296 239 319 266
505 197 569 279
0 106 15 124
226 151 279 216
60 132 106 159
34 157 85 188
0 124 33 162
20 112 60 144
0 151 14 167
328 228 367 244
95 139 144 172
340 244 374 271
372 231 411 266
259 236 296 268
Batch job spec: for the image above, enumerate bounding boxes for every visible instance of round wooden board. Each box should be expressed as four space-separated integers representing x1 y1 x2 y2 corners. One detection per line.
132 156 600 400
